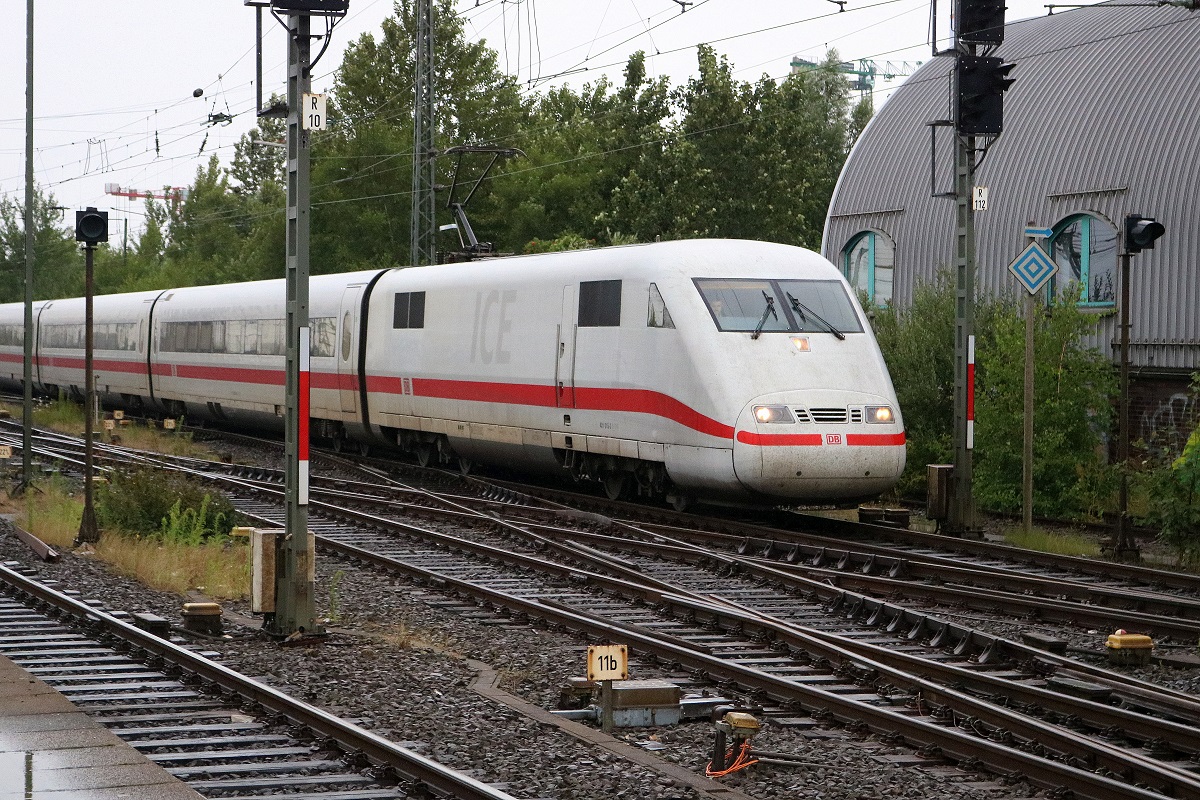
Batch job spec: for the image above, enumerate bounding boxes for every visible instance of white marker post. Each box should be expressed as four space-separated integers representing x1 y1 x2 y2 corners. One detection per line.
587 644 628 734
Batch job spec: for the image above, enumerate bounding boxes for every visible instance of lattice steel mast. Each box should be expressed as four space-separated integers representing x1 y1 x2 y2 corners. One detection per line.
410 0 437 267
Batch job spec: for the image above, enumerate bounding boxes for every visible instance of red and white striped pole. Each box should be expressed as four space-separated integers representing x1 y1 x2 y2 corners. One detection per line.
966 335 976 450
299 326 310 505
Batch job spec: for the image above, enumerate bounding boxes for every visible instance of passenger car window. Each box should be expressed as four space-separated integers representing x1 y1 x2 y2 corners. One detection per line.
394 292 426 329
341 312 353 360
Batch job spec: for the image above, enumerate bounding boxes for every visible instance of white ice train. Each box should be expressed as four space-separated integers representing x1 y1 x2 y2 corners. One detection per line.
0 239 905 507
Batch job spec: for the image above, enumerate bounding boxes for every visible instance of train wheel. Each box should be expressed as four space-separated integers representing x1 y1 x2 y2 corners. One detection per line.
602 472 627 501
415 443 433 468
670 492 691 513
458 457 474 476
358 441 370 457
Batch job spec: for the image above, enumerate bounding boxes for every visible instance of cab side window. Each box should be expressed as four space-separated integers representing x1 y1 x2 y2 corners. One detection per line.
647 283 674 328
579 280 621 327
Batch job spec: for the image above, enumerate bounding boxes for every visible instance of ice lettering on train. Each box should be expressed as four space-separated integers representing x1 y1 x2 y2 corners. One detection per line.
470 290 515 364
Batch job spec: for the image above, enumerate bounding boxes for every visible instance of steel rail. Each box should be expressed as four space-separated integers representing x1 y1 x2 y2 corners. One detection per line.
195 460 1200 724
622 523 1200 715
547 588 1200 796
616 518 1200 620
220 477 1200 797
299 531 1174 800
538 525 1200 638
0 562 518 800
12 429 1198 797
260 473 1200 637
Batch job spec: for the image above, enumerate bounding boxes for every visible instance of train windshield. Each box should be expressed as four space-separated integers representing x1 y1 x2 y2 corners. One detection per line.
777 280 863 334
696 278 863 335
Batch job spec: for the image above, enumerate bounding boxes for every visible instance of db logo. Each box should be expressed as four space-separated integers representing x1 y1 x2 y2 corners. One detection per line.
825 433 843 445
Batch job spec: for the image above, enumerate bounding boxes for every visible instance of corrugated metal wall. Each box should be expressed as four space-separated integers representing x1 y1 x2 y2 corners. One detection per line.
823 4 1200 372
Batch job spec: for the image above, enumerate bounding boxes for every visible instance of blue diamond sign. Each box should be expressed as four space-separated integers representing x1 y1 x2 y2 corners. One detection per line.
1008 241 1058 295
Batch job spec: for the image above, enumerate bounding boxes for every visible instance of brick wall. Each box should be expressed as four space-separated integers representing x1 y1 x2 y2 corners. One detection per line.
1129 373 1199 454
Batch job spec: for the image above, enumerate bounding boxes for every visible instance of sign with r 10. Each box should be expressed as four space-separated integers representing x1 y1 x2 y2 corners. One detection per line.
587 644 628 681
303 93 327 131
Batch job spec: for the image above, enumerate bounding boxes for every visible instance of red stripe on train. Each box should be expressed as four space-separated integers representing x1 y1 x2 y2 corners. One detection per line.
736 431 823 446
845 432 907 446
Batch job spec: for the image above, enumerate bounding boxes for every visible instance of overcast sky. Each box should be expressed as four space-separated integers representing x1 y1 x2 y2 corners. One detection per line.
0 0 1065 231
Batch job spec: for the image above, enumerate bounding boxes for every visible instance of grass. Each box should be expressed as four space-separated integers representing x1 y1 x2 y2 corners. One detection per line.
5 399 214 461
12 471 250 601
1003 525 1103 557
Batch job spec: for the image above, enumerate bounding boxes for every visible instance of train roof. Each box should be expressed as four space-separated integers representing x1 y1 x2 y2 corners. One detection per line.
382 239 839 287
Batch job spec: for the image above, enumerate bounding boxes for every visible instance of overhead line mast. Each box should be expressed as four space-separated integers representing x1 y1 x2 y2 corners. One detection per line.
943 0 1015 536
247 0 347 639
411 0 437 267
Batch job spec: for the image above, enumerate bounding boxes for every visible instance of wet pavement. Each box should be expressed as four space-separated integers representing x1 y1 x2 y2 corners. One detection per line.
0 654 202 799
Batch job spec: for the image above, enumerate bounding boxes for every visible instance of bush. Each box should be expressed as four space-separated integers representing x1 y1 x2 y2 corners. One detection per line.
871 272 1116 518
96 468 242 541
1143 375 1200 564
972 292 1116 518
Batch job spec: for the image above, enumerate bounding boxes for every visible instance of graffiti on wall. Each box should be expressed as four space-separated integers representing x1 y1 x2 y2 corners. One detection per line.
1140 391 1200 451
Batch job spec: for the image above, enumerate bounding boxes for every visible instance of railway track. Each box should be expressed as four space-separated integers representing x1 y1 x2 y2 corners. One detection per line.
0 560 518 800
5 423 1200 798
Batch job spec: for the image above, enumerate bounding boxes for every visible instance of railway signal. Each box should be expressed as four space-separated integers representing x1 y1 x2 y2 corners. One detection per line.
1114 214 1166 560
1124 215 1165 253
75 207 108 245
958 0 1007 44
244 0 349 640
955 55 1016 136
73 208 108 546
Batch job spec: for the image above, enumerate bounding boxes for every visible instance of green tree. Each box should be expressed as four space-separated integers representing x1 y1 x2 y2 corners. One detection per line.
484 52 670 252
162 156 250 286
604 47 854 248
229 105 286 199
314 0 529 269
972 294 1116 517
869 273 957 496
0 189 82 302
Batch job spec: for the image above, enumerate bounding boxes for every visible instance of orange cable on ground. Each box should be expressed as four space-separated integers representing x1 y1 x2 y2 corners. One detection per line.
705 740 759 778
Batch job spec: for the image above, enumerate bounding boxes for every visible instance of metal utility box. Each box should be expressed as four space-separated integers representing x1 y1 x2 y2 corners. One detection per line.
251 529 283 613
606 679 681 727
181 602 223 635
926 464 954 520
1105 632 1153 665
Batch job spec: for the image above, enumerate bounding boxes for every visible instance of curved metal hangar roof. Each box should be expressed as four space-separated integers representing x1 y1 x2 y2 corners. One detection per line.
822 3 1200 372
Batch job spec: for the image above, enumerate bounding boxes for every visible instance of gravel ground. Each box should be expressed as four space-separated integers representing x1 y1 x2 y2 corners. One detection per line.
0 517 1040 800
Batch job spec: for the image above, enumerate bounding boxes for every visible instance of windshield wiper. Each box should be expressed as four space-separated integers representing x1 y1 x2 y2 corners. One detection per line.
751 291 777 340
787 292 846 340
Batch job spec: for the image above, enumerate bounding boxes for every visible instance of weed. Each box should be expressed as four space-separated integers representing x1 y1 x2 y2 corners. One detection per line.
9 477 250 599
327 569 345 622
1004 526 1101 557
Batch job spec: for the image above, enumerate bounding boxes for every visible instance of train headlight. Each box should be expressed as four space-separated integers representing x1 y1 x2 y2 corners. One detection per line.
866 405 894 424
753 405 795 424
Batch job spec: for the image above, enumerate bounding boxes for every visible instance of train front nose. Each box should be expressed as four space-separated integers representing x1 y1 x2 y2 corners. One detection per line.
732 393 906 500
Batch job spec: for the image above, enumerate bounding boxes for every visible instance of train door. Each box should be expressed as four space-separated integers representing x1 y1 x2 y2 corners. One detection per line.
555 285 577 408
337 286 363 413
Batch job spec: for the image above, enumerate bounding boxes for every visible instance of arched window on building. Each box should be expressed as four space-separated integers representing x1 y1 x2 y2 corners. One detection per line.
842 230 894 307
1048 214 1117 306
